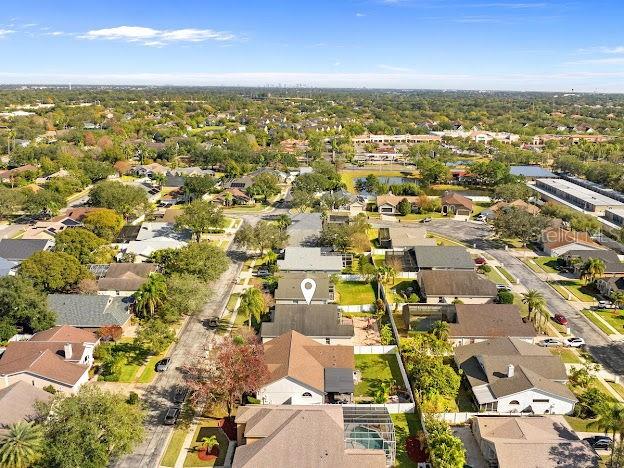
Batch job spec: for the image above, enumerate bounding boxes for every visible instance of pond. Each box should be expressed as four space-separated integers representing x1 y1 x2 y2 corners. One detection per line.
355 176 419 195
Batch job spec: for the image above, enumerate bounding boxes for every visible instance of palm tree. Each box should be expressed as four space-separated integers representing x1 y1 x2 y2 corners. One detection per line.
588 402 624 465
580 258 606 284
372 381 392 404
522 289 546 322
275 214 292 231
612 292 624 310
431 320 450 341
0 421 44 468
238 287 266 327
152 172 166 189
200 435 219 454
133 273 167 319
265 250 278 266
223 191 234 207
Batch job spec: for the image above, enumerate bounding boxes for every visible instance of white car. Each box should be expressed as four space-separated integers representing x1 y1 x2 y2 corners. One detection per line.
563 337 585 348
538 338 563 347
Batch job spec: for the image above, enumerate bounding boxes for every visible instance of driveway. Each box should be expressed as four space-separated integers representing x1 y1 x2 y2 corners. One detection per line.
112 248 245 468
428 219 624 377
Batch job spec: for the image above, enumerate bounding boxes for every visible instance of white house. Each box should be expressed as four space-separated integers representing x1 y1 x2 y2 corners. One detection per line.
257 331 355 405
455 337 576 415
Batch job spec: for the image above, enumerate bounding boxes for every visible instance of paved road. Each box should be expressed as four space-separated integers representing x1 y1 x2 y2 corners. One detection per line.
112 249 245 468
426 219 624 376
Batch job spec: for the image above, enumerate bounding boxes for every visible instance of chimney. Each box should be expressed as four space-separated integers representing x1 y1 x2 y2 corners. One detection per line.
64 343 73 360
507 364 515 378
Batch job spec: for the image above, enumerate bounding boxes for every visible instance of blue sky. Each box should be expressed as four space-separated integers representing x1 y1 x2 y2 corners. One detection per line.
1 0 623 91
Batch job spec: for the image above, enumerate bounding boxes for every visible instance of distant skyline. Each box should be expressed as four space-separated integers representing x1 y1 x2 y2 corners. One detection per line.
1 0 624 92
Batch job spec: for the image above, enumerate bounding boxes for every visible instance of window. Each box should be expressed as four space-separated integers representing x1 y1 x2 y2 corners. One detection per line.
302 392 312 398
325 338 331 345
509 400 520 405
532 399 549 403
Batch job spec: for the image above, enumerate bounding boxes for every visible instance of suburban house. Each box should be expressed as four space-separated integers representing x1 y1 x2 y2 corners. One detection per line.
454 337 576 414
211 187 254 206
277 247 343 274
0 326 99 393
47 294 132 332
597 276 624 297
0 164 38 184
472 415 598 467
260 305 354 344
274 272 334 304
133 162 168 177
258 331 355 405
418 270 498 304
539 227 603 256
413 246 475 271
0 381 53 434
377 227 436 250
224 176 254 191
562 249 624 277
21 217 82 240
441 191 473 217
487 199 540 218
401 304 537 346
0 239 52 276
51 207 99 223
119 222 189 262
376 194 420 215
93 263 158 295
233 405 388 468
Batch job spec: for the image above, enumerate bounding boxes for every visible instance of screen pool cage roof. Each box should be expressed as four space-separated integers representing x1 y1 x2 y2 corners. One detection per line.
343 406 396 466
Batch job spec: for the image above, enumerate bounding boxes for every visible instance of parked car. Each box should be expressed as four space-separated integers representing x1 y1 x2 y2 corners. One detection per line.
553 314 568 326
475 214 487 222
163 407 180 426
496 284 511 291
563 337 585 348
173 386 189 404
598 300 617 310
421 217 432 223
474 257 486 265
155 357 172 372
584 436 613 450
538 338 563 347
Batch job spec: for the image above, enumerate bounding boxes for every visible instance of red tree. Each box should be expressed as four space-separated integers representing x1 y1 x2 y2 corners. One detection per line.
184 330 270 416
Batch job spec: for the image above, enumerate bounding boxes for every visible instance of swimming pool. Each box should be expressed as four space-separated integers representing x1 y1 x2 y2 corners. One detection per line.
348 425 385 450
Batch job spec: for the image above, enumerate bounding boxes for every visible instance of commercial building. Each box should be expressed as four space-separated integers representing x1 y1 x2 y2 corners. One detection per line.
533 178 624 214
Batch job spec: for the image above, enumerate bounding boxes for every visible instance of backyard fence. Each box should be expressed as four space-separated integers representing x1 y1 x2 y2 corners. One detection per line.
348 402 416 414
338 304 375 313
354 345 398 354
339 274 368 282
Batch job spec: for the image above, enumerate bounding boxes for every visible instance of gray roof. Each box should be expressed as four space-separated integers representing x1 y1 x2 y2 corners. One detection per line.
136 222 191 241
564 249 624 274
48 294 131 328
325 368 355 393
413 246 474 270
449 304 537 339
419 270 497 297
261 304 354 339
274 272 331 302
454 337 575 402
277 247 343 272
0 239 49 261
509 165 556 178
381 227 436 249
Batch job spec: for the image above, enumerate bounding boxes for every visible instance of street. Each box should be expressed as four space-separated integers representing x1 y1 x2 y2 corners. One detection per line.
427 219 624 376
112 248 245 468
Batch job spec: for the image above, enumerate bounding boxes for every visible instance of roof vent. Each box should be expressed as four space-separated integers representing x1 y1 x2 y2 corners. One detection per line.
507 364 515 378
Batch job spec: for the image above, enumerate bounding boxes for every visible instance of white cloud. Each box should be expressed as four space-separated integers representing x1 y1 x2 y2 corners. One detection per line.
45 31 66 36
378 64 414 72
0 29 15 37
578 46 624 55
78 25 235 45
355 12 366 17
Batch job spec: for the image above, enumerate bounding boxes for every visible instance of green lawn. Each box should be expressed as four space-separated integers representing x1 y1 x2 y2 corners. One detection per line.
590 309 624 333
553 280 597 302
354 354 406 398
386 279 419 304
391 413 423 468
564 416 598 432
482 267 506 285
161 427 188 467
336 281 377 305
402 212 444 221
226 293 240 312
97 339 151 383
426 233 464 247
512 293 529 318
523 258 545 274
498 266 517 284
549 347 583 364
137 352 167 384
582 310 616 335
183 424 230 467
534 256 560 273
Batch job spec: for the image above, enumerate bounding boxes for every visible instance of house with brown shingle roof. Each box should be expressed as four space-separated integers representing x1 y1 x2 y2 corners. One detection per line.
233 405 387 468
258 331 355 405
376 194 420 215
0 381 52 434
418 270 498 304
96 263 158 295
441 191 473 217
538 227 603 256
0 325 99 393
489 199 540 217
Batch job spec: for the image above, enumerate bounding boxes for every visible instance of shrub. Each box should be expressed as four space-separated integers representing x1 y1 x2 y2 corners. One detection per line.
43 384 57 394
497 291 514 304
478 264 492 273
127 392 140 405
380 324 394 345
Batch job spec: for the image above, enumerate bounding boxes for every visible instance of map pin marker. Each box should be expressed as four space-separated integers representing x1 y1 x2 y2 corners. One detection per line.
300 278 316 305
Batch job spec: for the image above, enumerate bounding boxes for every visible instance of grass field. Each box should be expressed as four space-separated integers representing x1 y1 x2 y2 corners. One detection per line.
354 354 406 398
498 266 517 284
582 310 616 335
391 413 423 468
426 233 464 247
534 256 560 273
553 280 597 302
549 347 582 364
335 281 377 305
564 416 598 432
160 427 188 467
589 309 624 333
483 267 506 285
